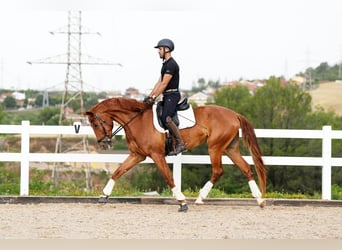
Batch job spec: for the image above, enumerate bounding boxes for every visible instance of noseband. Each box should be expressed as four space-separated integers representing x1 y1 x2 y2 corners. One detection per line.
94 114 113 146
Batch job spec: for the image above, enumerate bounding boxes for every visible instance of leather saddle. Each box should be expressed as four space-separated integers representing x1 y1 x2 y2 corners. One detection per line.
156 97 190 129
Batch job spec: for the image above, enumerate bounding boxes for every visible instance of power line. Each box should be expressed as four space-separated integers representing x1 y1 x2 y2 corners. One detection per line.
27 10 122 190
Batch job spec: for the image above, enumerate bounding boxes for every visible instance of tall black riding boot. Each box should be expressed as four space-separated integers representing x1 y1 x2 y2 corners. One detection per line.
165 116 187 156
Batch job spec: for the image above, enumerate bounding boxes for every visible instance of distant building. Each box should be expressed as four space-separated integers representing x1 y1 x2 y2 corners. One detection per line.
124 87 139 96
0 93 11 103
0 92 26 104
188 92 211 106
124 87 144 101
290 76 306 88
106 91 123 99
12 91 26 100
222 80 264 95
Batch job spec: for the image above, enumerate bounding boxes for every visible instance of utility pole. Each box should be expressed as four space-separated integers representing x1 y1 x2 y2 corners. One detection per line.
27 10 121 190
42 90 49 107
0 58 3 88
305 46 313 90
339 45 342 79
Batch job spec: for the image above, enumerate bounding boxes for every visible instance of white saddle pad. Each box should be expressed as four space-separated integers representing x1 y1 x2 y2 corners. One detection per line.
152 104 196 133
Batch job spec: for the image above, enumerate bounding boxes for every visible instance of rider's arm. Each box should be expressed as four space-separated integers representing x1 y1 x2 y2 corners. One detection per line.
149 73 173 99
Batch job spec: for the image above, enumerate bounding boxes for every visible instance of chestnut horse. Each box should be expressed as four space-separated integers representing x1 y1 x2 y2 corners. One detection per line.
84 97 267 212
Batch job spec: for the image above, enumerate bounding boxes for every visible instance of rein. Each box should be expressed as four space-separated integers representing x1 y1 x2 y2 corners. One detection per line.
111 107 147 137
95 106 149 143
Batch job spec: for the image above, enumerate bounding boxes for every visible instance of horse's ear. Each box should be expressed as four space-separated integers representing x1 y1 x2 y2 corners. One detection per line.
83 111 93 116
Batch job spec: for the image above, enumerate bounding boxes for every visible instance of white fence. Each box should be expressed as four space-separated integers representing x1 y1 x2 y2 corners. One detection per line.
1 121 342 200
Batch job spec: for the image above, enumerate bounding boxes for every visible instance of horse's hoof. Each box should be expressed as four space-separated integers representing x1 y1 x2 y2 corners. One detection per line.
178 204 188 212
257 198 266 208
98 195 109 203
195 197 204 205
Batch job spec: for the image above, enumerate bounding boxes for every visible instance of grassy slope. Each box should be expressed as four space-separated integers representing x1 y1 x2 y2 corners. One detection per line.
309 82 342 115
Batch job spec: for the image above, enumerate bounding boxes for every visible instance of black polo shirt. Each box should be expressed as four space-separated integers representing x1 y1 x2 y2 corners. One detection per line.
161 57 179 91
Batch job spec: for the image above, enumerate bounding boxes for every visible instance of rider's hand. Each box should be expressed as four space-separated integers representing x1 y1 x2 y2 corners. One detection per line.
143 96 155 106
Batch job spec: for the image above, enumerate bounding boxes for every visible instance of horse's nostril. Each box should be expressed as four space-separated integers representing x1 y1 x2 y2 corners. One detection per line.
99 141 112 150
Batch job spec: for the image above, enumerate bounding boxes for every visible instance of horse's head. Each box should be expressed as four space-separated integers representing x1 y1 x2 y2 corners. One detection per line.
83 111 113 150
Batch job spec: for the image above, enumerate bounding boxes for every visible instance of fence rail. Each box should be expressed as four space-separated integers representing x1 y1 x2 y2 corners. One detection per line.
1 121 342 200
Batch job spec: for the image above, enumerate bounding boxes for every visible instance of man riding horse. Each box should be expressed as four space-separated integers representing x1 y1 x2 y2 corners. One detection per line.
144 38 187 156
84 39 267 211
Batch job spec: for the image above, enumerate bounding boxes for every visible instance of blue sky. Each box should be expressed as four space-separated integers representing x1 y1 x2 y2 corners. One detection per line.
0 0 341 93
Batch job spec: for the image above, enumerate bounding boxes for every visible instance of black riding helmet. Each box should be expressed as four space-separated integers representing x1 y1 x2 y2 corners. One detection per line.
154 39 175 60
154 38 175 51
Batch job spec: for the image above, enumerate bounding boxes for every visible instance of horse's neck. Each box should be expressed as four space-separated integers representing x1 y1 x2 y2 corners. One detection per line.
103 101 135 125
106 109 130 125
99 98 148 127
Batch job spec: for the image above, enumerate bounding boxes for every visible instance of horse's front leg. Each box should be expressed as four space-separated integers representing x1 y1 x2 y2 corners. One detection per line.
151 154 188 212
99 153 146 203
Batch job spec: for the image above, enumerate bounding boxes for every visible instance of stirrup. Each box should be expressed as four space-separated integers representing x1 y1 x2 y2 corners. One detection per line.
168 143 187 156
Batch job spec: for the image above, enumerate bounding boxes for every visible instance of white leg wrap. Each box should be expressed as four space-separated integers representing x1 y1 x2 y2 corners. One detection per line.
248 180 261 198
195 181 213 204
172 187 185 201
103 179 115 196
248 180 265 207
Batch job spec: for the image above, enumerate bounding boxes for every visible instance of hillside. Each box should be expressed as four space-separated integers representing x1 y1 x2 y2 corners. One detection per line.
309 81 342 115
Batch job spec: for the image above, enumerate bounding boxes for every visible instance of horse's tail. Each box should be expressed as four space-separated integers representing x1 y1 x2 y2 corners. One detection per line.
238 114 267 196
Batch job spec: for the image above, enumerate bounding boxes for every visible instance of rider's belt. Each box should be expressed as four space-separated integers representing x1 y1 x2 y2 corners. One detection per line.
164 88 179 93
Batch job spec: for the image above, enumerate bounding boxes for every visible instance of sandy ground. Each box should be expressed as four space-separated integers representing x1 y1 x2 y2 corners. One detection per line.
0 203 341 239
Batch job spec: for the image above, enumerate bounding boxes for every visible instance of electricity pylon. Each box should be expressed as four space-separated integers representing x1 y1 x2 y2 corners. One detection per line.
27 10 121 190
339 45 342 78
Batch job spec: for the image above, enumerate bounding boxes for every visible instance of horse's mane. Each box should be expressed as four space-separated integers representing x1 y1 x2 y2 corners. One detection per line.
91 97 147 113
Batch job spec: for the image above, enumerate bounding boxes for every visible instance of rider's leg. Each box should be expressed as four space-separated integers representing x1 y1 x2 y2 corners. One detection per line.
165 116 187 155
161 93 186 155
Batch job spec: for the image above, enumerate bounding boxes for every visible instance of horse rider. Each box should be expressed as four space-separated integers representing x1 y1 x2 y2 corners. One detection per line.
144 38 187 155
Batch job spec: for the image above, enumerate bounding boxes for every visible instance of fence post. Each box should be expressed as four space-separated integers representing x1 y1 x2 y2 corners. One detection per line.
322 125 332 200
20 120 30 196
172 154 182 190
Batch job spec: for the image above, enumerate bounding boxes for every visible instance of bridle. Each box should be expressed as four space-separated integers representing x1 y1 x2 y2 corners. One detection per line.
93 113 113 146
93 106 149 147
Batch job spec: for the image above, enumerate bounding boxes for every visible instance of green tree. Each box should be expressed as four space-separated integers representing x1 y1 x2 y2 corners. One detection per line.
84 92 100 110
37 107 60 125
0 105 6 123
214 84 253 118
197 78 206 91
251 76 311 129
298 61 342 83
191 78 204 92
315 62 330 80
3 96 17 109
207 79 221 89
34 94 44 107
251 77 324 194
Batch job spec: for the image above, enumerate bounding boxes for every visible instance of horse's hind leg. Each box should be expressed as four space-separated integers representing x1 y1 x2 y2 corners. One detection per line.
224 137 265 207
195 149 224 204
